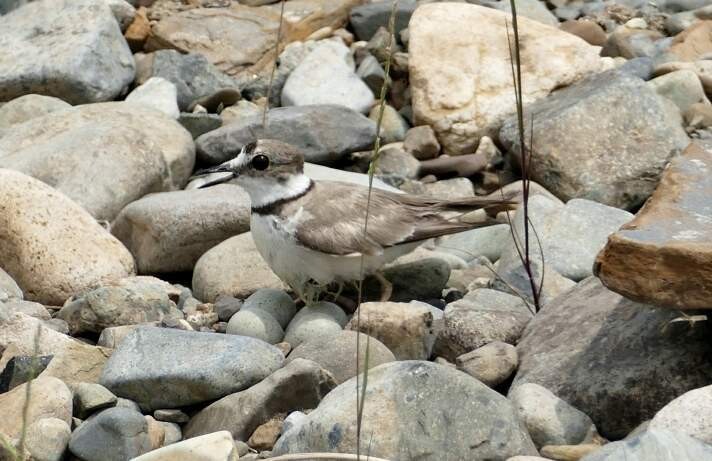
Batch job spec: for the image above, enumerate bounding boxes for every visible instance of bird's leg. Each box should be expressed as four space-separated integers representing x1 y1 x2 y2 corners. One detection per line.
324 281 345 302
373 271 393 302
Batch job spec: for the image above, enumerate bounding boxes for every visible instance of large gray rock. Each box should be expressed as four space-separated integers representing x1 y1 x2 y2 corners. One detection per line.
99 326 284 411
0 0 134 104
196 105 376 165
349 0 417 41
500 71 690 210
111 185 250 273
184 358 336 441
273 361 537 460
434 223 510 263
0 94 71 131
650 384 712 444
135 49 239 111
56 276 183 336
580 429 712 461
435 289 533 361
0 102 196 221
68 407 151 461
512 277 712 439
282 40 374 113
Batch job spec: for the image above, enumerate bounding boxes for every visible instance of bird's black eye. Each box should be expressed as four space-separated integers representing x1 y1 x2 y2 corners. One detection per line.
251 154 270 171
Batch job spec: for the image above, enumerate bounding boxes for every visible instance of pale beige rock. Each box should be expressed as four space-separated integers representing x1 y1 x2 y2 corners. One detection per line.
192 232 286 302
131 431 239 461
147 0 360 77
650 385 712 444
0 377 72 442
24 417 71 461
409 3 604 155
0 169 135 305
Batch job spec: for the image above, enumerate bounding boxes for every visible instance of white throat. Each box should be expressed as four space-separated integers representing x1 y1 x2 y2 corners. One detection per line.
238 173 312 209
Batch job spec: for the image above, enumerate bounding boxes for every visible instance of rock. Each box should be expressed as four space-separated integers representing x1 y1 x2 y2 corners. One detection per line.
0 268 22 302
283 302 347 348
478 0 559 26
409 3 604 155
601 27 665 59
106 0 136 31
403 125 440 160
374 144 420 179
435 289 533 361
541 444 601 460
214 296 243 322
73 382 118 419
0 376 72 442
131 431 239 461
665 21 712 62
0 355 53 393
349 0 417 41
304 162 400 192
1 300 50 320
196 105 376 165
147 0 360 77
346 302 435 360
192 232 286 302
68 407 151 461
241 289 296 329
286 330 395 384
369 105 409 144
422 178 474 200
145 415 165 450
248 417 282 450
184 359 336 440
580 429 712 461
0 170 135 305
282 40 374 113
111 185 250 273
24 417 71 461
226 308 284 344
360 258 450 302
159 421 182 445
650 385 712 444
135 50 238 111
356 53 386 95
456 341 518 388
434 224 510 263
97 324 145 349
0 94 71 131
512 277 712 439
154 409 189 424
0 0 134 104
560 20 607 46
648 70 710 113
57 276 182 335
273 361 537 459
594 143 712 310
500 71 690 210
685 103 712 129
125 77 180 119
178 112 222 139
99 326 284 411
125 6 150 51
509 383 598 449
0 102 196 221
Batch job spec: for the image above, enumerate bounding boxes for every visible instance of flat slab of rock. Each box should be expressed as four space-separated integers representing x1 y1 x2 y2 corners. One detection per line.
99 326 284 411
409 3 604 155
0 102 195 221
0 169 135 305
111 185 251 273
0 0 134 104
147 0 359 77
131 431 238 461
595 143 712 310
273 361 537 460
500 71 690 209
512 277 712 439
196 105 376 165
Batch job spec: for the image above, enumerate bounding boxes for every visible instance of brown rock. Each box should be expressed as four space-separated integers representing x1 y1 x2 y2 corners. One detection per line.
684 102 712 128
247 416 283 451
419 153 488 178
147 0 360 77
145 415 166 450
560 20 607 46
667 20 712 62
654 60 712 94
125 6 151 52
601 27 663 59
403 125 440 160
540 443 601 461
595 143 712 310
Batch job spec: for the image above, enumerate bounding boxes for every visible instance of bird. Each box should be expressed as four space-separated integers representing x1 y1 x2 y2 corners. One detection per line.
193 139 513 304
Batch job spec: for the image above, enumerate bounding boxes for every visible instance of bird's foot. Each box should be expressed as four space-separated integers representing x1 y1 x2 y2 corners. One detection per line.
373 271 393 302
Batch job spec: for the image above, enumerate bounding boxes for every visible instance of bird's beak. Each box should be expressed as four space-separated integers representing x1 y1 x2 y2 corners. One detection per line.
190 158 240 189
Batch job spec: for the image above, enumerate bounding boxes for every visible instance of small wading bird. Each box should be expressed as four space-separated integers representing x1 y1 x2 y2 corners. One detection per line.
194 139 513 304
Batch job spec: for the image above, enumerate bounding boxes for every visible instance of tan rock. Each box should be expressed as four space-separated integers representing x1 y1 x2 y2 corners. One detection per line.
540 443 601 461
125 6 151 51
655 60 712 94
146 415 167 449
192 232 286 302
147 0 360 77
0 376 72 442
560 20 607 46
409 3 604 155
667 20 712 62
247 416 283 451
595 143 712 310
0 169 135 305
131 431 239 461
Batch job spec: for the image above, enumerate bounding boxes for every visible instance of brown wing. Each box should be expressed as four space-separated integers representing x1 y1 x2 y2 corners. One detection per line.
284 181 512 256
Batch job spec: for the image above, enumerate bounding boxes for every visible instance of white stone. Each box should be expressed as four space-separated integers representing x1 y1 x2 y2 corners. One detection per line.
131 430 239 461
126 77 180 119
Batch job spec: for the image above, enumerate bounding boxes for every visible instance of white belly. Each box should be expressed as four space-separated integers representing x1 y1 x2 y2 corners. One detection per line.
250 213 420 294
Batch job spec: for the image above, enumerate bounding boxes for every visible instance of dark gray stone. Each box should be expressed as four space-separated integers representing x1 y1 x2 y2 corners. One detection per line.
178 112 222 139
196 105 376 165
512 277 712 439
0 0 135 104
349 0 418 41
360 258 451 302
499 71 690 210
618 57 655 80
0 355 53 393
580 429 712 461
135 49 239 111
273 361 537 460
99 326 284 411
68 407 151 461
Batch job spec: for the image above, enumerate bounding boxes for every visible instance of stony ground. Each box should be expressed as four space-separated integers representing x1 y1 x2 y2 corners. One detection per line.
0 0 711 460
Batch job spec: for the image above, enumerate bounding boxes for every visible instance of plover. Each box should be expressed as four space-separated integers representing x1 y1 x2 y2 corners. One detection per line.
194 139 512 302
